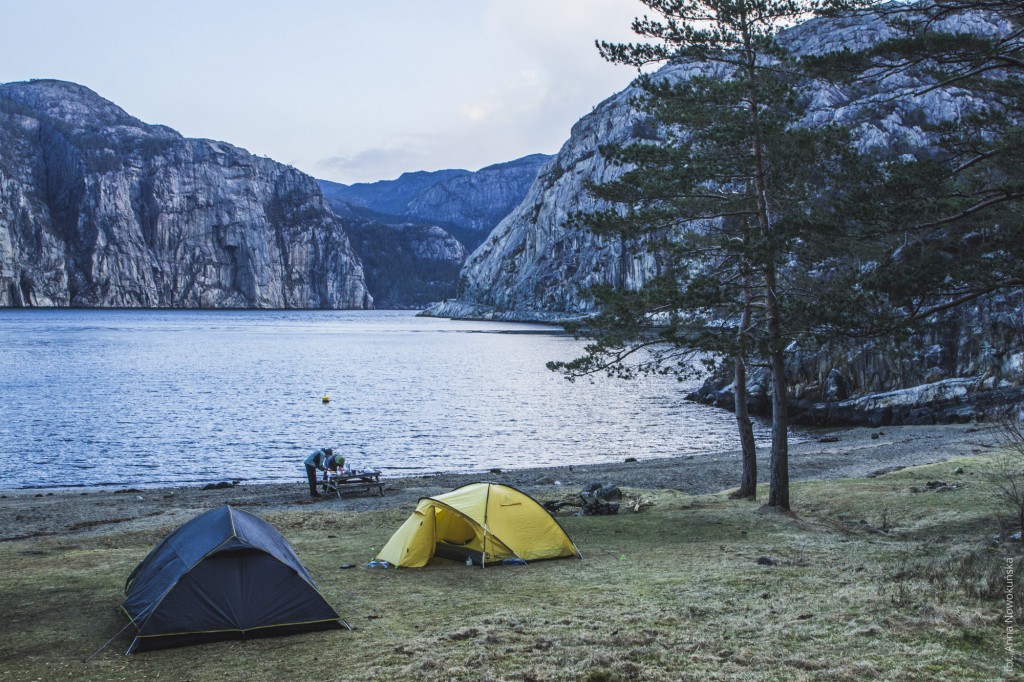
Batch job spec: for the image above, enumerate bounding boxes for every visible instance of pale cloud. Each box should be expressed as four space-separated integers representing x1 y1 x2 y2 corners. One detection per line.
459 69 547 124
459 102 498 122
318 137 447 182
315 1 645 182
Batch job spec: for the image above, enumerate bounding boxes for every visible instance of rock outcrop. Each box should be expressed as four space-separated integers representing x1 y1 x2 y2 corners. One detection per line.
343 218 467 309
0 79 371 309
423 298 584 324
690 291 1024 425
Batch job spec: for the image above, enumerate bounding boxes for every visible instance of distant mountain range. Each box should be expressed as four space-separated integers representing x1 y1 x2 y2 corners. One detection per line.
312 154 551 308
318 153 551 252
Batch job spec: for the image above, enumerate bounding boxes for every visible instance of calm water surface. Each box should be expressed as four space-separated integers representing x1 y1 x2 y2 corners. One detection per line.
0 310 793 489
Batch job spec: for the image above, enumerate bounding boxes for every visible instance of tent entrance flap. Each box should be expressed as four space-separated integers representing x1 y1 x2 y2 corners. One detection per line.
434 542 483 565
436 508 476 546
427 499 516 563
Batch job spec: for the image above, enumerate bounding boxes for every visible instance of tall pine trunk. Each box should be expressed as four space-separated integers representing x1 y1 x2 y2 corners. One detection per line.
756 153 790 509
731 279 757 500
732 355 758 499
746 36 790 511
764 263 790 510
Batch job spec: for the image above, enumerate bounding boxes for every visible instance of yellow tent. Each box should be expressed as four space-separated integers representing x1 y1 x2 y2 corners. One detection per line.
375 483 581 568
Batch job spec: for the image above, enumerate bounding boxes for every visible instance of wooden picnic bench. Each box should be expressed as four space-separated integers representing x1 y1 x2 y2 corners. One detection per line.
322 470 385 498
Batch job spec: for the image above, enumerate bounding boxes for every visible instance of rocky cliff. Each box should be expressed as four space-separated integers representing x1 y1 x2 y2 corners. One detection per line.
0 80 371 309
437 8 1011 318
425 7 1023 423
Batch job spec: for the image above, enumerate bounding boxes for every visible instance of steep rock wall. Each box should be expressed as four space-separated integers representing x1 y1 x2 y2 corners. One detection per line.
0 80 371 309
444 8 1010 316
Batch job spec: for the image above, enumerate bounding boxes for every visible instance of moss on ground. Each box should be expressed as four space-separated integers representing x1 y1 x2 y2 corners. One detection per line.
0 458 1021 681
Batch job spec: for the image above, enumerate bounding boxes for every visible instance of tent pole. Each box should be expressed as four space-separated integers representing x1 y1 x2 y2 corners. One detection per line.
482 483 492 569
88 597 163 662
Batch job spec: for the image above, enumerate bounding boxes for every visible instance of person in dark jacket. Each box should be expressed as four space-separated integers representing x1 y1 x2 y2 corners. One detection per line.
325 452 345 473
304 447 332 497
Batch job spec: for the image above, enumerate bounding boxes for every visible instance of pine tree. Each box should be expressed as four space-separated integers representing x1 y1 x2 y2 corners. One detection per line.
811 1 1024 316
549 0 882 510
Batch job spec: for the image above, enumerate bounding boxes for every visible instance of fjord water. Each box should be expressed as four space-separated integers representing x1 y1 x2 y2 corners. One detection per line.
0 310 780 489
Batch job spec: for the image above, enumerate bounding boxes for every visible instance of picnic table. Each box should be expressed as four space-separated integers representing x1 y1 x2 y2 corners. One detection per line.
322 470 385 498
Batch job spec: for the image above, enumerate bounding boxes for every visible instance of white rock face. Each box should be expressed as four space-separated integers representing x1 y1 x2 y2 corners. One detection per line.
0 80 371 309
440 6 1011 317
454 82 646 314
409 225 469 263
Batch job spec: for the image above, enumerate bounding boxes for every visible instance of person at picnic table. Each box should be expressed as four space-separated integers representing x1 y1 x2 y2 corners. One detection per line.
325 452 345 472
304 447 333 498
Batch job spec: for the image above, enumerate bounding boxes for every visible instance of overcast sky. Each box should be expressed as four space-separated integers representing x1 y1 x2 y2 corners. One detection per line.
0 0 645 183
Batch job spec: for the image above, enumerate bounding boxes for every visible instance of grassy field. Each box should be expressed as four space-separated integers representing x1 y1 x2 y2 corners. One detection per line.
1 457 1021 681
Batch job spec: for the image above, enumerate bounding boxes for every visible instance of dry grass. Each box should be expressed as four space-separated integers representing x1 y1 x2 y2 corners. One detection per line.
0 458 1020 681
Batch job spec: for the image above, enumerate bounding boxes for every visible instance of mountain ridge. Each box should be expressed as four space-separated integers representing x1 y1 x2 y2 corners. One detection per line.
318 152 552 251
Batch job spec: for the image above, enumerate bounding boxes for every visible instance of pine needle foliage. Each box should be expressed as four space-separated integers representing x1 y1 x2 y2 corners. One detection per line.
550 0 882 509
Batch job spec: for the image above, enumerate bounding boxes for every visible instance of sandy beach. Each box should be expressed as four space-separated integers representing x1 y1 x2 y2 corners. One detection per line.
0 422 999 543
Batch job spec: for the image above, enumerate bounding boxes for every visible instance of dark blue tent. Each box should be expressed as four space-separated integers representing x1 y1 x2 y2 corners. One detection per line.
122 506 345 652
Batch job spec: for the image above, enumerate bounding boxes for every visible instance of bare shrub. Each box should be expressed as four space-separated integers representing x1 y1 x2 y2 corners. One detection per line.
989 416 1024 543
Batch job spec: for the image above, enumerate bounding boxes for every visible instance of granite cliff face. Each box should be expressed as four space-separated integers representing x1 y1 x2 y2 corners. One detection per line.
439 8 1011 318
0 80 371 309
439 80 655 318
426 7 1023 422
